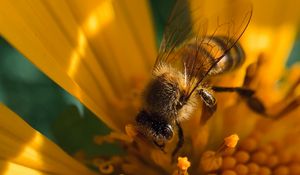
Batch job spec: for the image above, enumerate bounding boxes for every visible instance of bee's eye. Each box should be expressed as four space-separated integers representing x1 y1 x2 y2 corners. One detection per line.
163 124 174 140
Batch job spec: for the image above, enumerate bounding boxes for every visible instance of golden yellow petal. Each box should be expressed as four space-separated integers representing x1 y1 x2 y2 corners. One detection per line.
0 160 52 175
251 0 300 26
242 25 298 102
0 104 97 175
242 0 299 103
0 0 157 131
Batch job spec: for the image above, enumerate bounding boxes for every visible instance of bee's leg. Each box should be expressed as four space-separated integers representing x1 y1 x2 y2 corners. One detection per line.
212 86 300 119
212 86 266 115
198 89 217 125
172 120 184 158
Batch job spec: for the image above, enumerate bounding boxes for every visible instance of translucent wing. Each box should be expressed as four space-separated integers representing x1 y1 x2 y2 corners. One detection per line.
153 0 252 96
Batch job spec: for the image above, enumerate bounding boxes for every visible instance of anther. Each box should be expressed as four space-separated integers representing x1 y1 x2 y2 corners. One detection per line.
221 156 236 169
289 163 300 175
216 134 239 156
258 166 271 175
266 155 279 168
200 151 222 172
221 170 237 175
98 161 114 174
234 164 249 175
239 137 257 152
125 124 138 139
251 151 267 165
201 134 239 172
94 127 134 145
224 134 239 148
274 165 289 175
247 162 259 173
234 151 250 163
177 157 191 175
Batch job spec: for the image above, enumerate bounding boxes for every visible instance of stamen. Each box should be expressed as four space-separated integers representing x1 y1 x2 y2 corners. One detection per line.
243 53 265 88
177 157 191 175
217 129 300 175
93 157 123 174
289 163 300 174
234 164 248 174
273 96 300 119
94 127 134 145
292 153 300 162
234 151 250 163
221 170 237 175
125 124 138 139
279 151 292 164
239 137 257 152
247 162 259 173
251 151 267 165
217 134 239 156
224 134 239 148
201 134 240 173
221 156 236 169
200 151 222 172
258 167 271 175
274 165 289 175
243 62 257 87
98 161 114 174
258 144 274 155
286 78 300 98
266 155 279 167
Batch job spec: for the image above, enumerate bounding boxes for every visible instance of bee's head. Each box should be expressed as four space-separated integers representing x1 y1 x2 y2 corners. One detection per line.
135 110 174 151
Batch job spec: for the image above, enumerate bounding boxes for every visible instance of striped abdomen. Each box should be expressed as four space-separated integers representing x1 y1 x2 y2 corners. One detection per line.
208 36 245 75
174 36 245 80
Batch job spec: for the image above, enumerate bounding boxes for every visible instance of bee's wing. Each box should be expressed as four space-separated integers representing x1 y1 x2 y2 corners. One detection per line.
153 0 252 96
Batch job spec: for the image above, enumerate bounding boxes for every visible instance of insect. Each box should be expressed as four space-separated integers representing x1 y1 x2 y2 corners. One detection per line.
134 0 264 157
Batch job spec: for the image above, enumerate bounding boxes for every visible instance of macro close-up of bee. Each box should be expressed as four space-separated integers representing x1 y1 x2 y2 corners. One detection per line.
1 0 300 174
134 0 266 157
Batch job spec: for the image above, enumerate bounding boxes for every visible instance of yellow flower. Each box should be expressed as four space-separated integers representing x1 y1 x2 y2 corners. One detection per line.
0 0 300 175
0 104 97 175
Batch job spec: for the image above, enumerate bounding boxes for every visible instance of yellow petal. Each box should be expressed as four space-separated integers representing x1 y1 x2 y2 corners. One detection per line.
0 160 52 175
0 104 97 175
251 0 300 26
242 0 299 94
0 0 157 131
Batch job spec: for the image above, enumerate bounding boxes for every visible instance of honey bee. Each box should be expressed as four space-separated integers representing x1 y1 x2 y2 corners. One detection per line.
134 0 264 156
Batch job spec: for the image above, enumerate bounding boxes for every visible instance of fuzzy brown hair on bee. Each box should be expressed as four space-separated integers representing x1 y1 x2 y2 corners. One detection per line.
135 36 246 156
134 0 264 158
135 65 198 151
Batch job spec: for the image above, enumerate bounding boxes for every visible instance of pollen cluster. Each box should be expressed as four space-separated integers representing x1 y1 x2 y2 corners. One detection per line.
83 56 300 175
215 131 300 175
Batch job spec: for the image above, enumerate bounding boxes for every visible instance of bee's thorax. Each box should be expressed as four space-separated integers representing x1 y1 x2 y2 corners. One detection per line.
143 64 198 122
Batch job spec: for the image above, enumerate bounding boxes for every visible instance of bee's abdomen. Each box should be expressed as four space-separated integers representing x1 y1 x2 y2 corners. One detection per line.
207 36 245 75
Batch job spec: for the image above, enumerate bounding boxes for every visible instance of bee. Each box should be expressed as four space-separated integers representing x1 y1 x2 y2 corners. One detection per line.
134 0 264 156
